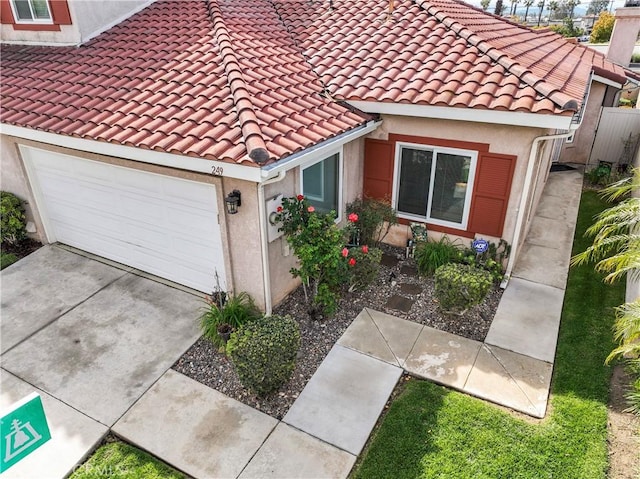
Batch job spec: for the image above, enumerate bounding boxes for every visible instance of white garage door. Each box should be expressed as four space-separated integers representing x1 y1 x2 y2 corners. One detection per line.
23 147 226 293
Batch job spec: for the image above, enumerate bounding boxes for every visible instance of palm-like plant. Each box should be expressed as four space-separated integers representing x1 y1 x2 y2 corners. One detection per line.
572 168 640 369
523 0 534 21
572 169 640 284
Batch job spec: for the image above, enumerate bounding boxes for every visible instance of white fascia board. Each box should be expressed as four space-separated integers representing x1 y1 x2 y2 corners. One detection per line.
592 74 623 88
346 101 574 130
0 124 263 182
260 120 381 179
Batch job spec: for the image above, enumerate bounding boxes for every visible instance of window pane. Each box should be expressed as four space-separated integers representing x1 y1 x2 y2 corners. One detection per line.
429 153 471 224
31 0 51 19
14 0 33 20
397 148 432 216
303 154 339 215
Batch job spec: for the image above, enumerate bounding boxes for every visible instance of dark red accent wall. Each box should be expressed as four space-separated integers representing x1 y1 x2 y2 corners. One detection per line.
363 136 516 239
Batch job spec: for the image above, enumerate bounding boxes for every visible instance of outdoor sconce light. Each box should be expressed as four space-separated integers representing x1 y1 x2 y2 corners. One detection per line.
225 190 241 215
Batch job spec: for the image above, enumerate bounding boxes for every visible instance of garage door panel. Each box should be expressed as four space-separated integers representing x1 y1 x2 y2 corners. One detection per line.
26 148 226 292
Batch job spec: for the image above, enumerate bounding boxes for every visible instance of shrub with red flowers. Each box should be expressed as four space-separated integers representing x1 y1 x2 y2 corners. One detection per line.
274 195 346 317
274 195 383 317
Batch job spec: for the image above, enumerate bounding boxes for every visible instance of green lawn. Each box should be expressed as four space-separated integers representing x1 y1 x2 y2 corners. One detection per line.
69 441 185 479
350 190 625 479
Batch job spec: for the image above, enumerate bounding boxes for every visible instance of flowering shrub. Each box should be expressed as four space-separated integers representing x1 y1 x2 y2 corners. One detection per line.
274 195 346 317
344 245 382 291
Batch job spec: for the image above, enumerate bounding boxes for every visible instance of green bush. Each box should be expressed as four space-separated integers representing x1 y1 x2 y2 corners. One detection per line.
346 198 397 246
0 252 18 270
347 246 382 291
434 263 493 312
415 236 462 276
199 292 261 347
458 239 510 282
226 315 301 396
0 191 26 245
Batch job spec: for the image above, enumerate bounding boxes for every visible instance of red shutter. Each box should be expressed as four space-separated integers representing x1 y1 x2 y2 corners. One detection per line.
0 0 15 24
363 138 394 200
467 152 516 238
50 1 71 25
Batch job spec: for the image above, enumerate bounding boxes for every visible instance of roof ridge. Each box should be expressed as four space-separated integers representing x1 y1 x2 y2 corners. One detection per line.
414 0 579 111
206 0 270 163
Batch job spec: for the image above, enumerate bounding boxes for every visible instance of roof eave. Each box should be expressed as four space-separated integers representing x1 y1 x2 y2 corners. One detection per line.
345 101 574 130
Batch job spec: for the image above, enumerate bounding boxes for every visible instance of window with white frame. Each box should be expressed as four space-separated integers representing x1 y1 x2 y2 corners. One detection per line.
394 143 477 229
10 0 52 22
301 152 341 217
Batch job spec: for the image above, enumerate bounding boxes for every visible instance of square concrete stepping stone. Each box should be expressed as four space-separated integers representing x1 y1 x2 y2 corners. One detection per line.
239 423 356 479
284 345 401 455
385 294 413 313
464 345 553 418
403 327 481 389
400 265 418 276
1 369 107 479
337 308 422 366
400 283 422 295
2 274 202 426
485 278 564 363
512 244 571 290
114 370 277 479
1 246 128 352
381 253 399 267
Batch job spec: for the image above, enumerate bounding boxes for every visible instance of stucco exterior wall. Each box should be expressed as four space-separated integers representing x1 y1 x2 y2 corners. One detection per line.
367 115 549 252
266 137 366 308
559 81 607 166
1 0 151 44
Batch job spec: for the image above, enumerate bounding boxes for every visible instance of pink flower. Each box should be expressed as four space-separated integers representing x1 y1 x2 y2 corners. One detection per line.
297 194 304 201
362 245 369 254
276 206 283 212
348 258 356 266
341 248 349 257
348 213 359 223
307 206 315 212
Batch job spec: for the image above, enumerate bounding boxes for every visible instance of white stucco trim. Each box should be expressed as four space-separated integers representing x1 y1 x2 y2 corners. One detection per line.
346 101 574 130
0 123 264 182
592 74 624 89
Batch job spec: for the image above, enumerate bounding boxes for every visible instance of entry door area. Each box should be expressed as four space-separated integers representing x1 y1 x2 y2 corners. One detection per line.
22 146 226 293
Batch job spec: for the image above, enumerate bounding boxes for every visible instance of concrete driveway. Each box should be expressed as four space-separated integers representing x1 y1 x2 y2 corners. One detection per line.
1 245 202 478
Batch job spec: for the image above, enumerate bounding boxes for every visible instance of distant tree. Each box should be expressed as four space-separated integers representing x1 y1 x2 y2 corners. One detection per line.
495 0 505 15
510 0 519 15
481 0 491 10
523 0 535 21
590 11 615 43
537 0 545 25
566 0 580 18
587 0 609 15
548 0 560 20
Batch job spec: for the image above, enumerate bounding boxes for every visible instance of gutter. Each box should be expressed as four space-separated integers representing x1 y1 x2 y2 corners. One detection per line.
257 171 287 315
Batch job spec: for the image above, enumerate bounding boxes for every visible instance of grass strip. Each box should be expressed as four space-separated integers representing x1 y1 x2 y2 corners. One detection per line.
351 190 624 479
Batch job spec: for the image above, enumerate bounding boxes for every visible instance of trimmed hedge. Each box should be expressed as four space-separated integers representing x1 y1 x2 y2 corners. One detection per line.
434 263 492 312
0 191 26 245
226 315 300 396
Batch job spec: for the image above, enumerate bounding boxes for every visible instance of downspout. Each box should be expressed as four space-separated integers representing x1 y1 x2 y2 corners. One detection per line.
257 171 287 315
501 131 575 288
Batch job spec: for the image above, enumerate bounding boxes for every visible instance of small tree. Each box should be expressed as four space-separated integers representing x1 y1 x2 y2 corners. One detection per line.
481 0 491 10
523 0 535 21
495 0 505 15
590 11 615 43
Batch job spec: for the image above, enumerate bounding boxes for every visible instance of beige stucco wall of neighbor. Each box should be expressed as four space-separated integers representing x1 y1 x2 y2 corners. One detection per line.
1 0 151 44
265 137 366 309
367 115 550 253
559 81 607 166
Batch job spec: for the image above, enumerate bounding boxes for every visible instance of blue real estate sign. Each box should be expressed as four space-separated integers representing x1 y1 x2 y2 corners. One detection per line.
0 392 51 473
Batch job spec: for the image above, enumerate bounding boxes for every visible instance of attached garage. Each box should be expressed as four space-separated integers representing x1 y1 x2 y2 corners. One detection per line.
21 146 227 293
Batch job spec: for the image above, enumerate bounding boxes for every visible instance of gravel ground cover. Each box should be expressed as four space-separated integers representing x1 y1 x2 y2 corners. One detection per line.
173 244 502 419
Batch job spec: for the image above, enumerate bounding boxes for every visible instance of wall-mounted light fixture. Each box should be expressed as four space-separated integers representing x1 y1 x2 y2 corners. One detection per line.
225 190 241 215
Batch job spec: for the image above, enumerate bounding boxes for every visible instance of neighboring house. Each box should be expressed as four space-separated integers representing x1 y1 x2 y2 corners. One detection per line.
0 0 636 313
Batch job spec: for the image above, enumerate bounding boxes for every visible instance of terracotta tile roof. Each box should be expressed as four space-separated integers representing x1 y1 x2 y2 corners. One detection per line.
0 0 369 166
274 0 634 114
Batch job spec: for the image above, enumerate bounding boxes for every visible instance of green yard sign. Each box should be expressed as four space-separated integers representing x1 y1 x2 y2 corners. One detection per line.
0 392 51 473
